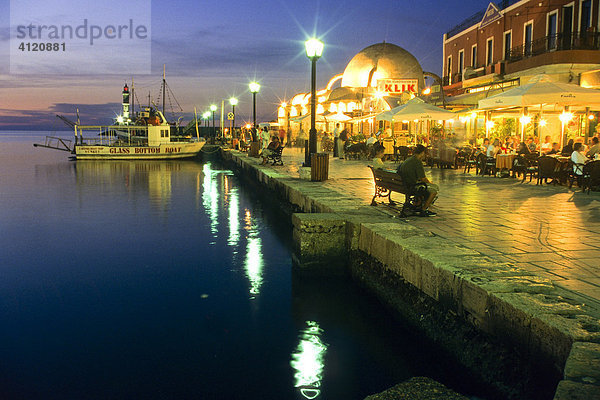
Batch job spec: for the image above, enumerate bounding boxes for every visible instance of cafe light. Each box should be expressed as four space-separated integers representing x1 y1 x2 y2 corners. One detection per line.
422 87 432 95
520 115 531 125
539 119 547 127
588 114 595 120
470 112 477 119
447 119 454 124
486 120 495 129
559 112 573 123
281 102 287 107
249 81 260 93
229 97 239 106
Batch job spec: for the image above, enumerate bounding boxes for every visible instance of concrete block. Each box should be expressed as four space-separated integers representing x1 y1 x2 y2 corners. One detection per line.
553 380 600 400
564 342 600 385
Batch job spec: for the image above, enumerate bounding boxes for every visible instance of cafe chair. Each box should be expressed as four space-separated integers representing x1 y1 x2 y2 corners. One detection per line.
512 155 537 183
536 156 559 185
582 160 600 193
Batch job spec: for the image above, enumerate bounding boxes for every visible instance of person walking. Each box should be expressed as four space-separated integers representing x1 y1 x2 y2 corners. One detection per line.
333 123 340 157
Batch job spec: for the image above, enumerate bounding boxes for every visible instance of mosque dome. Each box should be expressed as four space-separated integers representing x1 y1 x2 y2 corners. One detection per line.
340 42 424 90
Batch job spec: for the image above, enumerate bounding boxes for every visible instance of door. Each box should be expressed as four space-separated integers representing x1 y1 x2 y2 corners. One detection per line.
562 5 573 49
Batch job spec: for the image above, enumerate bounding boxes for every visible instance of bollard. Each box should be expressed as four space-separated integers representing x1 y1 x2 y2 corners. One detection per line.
310 153 329 181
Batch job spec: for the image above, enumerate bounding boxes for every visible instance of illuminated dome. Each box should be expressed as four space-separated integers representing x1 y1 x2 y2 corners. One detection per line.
341 42 424 90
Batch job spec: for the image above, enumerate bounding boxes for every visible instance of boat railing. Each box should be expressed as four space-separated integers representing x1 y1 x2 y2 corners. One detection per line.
33 136 73 152
74 125 150 146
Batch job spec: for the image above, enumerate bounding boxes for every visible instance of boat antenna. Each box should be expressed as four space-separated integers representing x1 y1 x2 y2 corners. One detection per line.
76 107 80 125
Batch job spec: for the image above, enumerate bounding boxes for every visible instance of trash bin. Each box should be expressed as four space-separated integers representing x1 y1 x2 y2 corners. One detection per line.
249 142 261 157
311 153 329 181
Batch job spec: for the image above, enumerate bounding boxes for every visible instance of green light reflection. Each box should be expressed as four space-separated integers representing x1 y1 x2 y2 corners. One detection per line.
290 321 328 399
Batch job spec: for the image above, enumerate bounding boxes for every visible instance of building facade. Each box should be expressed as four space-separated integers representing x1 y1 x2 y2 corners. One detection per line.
442 0 600 98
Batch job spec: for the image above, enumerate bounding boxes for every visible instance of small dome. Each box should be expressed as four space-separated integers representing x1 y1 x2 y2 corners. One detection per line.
341 43 424 90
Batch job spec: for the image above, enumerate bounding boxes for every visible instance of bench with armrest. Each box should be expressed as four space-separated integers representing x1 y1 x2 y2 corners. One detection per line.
265 145 284 165
368 166 426 216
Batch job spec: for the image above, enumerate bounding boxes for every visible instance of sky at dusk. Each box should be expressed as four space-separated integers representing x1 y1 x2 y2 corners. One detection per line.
0 0 493 130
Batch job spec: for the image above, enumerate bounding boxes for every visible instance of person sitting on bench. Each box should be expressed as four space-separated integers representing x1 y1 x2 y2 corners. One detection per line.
398 144 438 217
260 136 281 165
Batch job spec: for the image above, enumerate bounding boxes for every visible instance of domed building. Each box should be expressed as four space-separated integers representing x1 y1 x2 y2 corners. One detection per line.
278 42 425 140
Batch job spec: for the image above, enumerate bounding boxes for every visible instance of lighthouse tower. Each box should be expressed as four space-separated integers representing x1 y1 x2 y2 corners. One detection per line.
122 84 131 123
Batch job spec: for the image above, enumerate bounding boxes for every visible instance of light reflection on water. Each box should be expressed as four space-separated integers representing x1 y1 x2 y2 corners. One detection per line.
291 321 328 399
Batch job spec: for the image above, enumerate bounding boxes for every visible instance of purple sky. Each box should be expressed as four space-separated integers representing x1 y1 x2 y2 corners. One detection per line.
0 0 492 130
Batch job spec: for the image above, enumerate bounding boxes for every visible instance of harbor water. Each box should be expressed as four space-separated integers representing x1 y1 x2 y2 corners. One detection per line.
0 132 495 399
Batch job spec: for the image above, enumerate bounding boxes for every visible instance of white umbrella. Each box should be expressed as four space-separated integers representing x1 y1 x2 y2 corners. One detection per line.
382 98 456 121
478 75 600 109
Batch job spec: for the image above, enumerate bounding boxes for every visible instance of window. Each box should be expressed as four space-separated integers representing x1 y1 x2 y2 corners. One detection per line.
447 55 452 84
503 30 512 60
580 0 592 32
486 38 493 66
458 49 464 81
563 4 573 49
471 44 477 68
547 11 558 50
524 22 533 56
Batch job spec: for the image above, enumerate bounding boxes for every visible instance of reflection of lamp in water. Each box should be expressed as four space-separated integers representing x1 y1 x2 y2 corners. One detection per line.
227 184 239 246
202 164 219 235
244 235 263 296
290 321 328 400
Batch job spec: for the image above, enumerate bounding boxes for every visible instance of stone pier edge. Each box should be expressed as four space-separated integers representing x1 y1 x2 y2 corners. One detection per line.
220 149 600 400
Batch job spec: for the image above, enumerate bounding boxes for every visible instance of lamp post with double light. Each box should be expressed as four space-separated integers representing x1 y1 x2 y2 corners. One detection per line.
304 37 324 167
249 82 260 135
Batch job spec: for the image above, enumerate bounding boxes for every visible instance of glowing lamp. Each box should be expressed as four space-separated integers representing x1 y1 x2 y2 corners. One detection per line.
470 112 477 119
245 123 251 129
402 120 409 123
210 104 217 112
203 111 211 119
116 115 124 124
539 119 547 127
520 115 531 125
422 87 431 95
447 119 454 124
304 38 324 59
281 102 287 107
249 82 260 93
229 97 238 106
559 112 573 123
486 120 495 129
589 114 595 120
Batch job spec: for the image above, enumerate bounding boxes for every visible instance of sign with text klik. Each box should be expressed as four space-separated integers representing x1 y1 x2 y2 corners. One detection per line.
376 79 419 95
10 0 151 75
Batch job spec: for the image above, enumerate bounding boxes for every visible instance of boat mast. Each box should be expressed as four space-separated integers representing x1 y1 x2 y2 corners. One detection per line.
162 64 166 115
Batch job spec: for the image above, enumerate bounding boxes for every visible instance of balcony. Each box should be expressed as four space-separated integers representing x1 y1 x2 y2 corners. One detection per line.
508 32 600 62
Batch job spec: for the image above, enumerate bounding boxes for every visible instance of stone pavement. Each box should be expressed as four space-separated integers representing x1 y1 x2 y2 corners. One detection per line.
248 147 600 305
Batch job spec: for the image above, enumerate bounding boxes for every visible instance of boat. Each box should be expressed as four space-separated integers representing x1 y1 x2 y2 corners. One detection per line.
35 70 205 160
71 106 204 160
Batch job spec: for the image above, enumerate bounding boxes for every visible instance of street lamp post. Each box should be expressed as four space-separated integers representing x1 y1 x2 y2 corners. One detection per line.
304 38 324 167
210 104 217 141
249 82 260 137
229 97 238 140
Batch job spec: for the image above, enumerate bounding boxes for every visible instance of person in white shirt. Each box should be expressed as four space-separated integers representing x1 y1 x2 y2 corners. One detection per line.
586 137 600 158
571 142 588 177
540 135 552 154
487 139 500 158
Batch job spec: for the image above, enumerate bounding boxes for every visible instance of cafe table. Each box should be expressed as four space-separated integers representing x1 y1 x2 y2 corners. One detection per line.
496 153 517 170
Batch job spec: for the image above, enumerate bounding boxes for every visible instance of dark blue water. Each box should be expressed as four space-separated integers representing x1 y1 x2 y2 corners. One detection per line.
0 132 491 400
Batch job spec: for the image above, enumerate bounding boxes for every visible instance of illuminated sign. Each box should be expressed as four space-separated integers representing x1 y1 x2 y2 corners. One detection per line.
377 79 418 94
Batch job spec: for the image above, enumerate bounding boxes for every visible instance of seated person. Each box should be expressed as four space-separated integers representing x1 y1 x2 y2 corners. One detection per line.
366 133 378 146
398 144 438 217
571 142 588 177
480 138 490 153
540 135 552 153
586 136 600 159
260 136 281 165
517 142 531 155
371 144 386 169
561 139 574 156
487 138 501 158
547 142 561 155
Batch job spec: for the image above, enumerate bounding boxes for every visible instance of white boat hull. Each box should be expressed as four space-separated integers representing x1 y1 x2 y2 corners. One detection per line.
75 141 205 160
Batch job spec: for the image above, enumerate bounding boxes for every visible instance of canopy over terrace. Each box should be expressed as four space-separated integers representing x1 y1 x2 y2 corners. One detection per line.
377 97 456 122
477 75 600 146
478 75 600 110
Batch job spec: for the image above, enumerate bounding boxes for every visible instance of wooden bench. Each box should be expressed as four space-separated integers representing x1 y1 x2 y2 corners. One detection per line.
368 166 425 216
265 145 284 165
